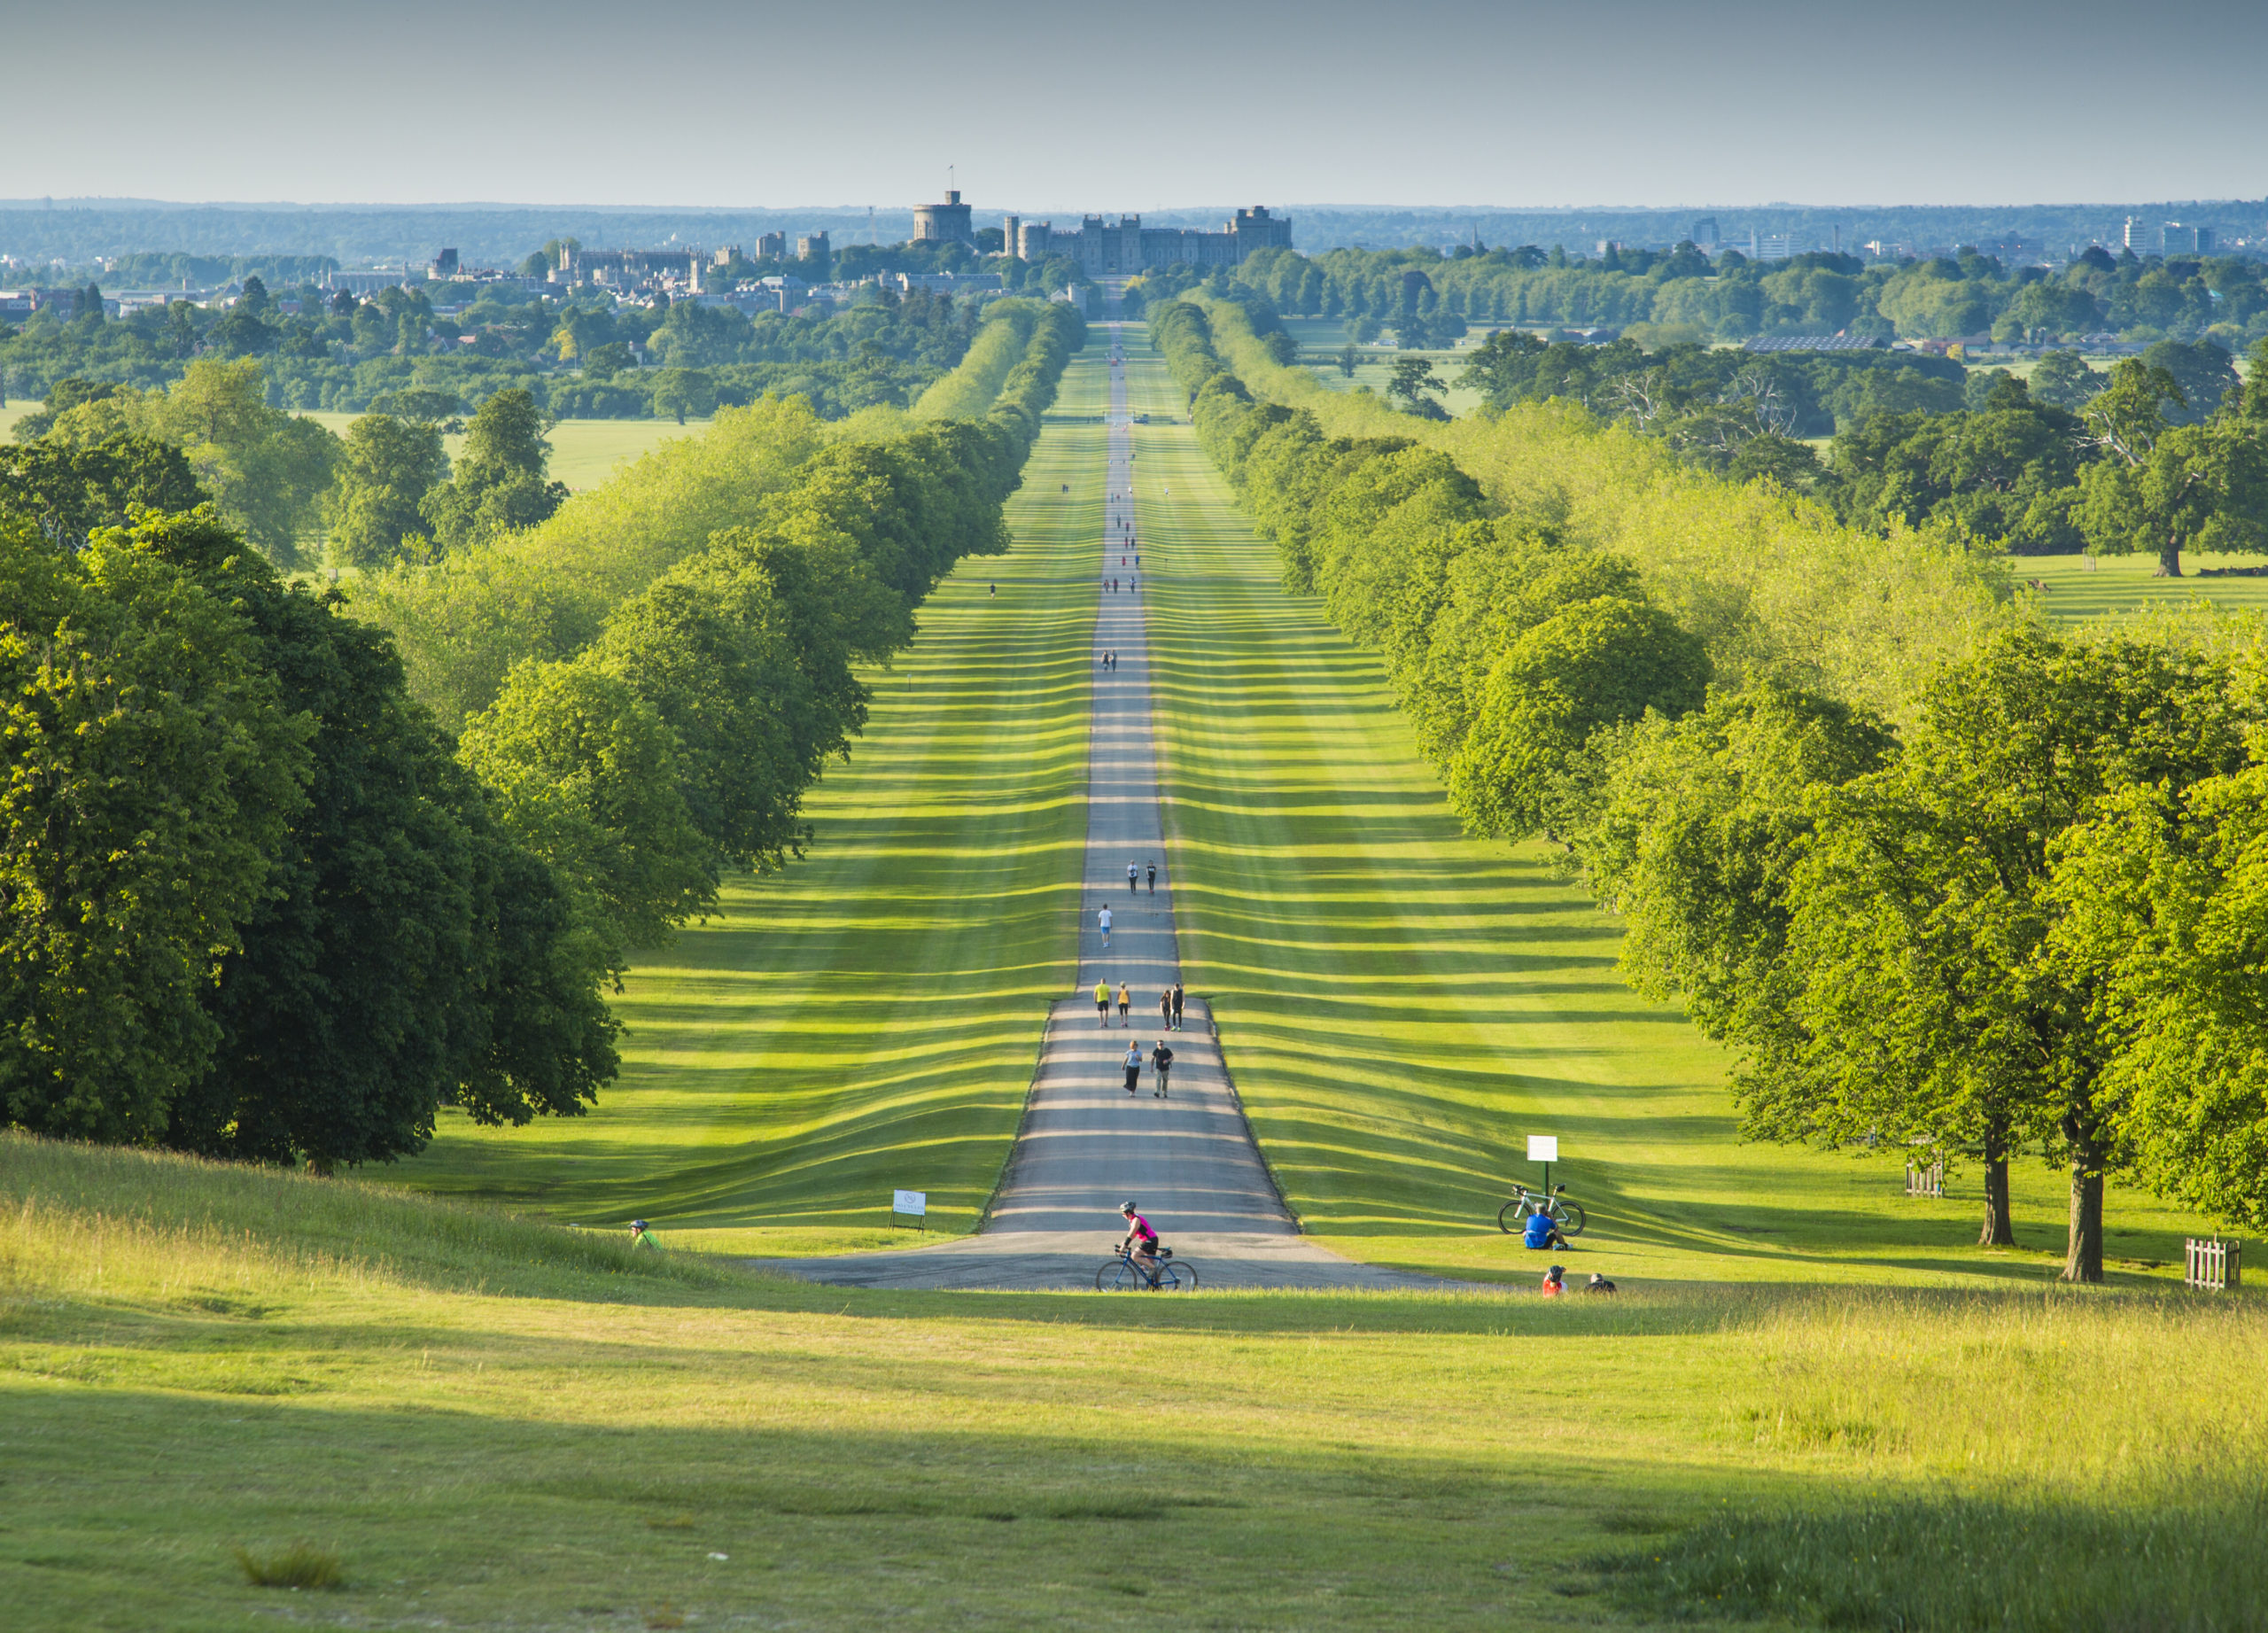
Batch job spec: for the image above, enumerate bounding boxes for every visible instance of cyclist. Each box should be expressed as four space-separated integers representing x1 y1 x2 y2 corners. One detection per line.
1118 1202 1161 1279
1523 1208 1568 1251
628 1219 656 1250
1541 1264 1565 1296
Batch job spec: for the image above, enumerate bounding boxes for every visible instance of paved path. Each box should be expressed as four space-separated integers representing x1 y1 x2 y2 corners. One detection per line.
763 328 1450 1293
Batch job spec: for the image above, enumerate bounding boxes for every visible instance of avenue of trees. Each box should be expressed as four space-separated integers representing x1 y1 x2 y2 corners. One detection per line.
0 300 1083 1171
1153 294 2268 1279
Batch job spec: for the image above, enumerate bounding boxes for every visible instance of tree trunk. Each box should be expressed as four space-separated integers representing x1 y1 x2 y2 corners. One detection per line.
2061 1113 2105 1283
2155 540 2183 577
1978 1144 2016 1248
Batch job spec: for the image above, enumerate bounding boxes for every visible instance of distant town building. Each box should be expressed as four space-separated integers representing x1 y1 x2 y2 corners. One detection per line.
756 231 787 260
1744 334 1887 353
1018 220 1053 261
2123 216 2147 251
1002 214 1020 258
796 231 830 261
913 191 975 247
431 247 459 278
1690 216 1720 249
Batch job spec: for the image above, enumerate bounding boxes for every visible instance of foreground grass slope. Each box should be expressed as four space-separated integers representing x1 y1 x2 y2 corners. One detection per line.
384 353 1107 1248
6 1133 2265 1632
1127 330 2228 1288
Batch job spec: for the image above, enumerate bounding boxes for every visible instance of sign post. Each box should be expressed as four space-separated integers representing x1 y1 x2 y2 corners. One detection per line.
1527 1135 1558 1199
890 1189 927 1232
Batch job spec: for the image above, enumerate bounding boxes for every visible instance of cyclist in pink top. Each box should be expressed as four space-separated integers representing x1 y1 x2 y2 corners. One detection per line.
1117 1201 1161 1279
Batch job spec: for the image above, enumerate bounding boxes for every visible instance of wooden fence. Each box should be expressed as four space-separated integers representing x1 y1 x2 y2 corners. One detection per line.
2185 1238 2241 1291
1905 1158 1945 1199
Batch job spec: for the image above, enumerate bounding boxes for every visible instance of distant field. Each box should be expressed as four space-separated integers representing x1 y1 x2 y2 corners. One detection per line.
295 410 704 491
0 399 43 441
2023 549 2268 624
1278 316 1490 416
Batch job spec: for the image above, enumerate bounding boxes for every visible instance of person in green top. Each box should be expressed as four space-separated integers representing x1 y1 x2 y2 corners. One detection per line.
628 1219 658 1250
1094 979 1111 1028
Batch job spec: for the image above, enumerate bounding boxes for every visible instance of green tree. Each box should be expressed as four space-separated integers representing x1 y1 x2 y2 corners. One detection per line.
325 414 448 570
1386 356 1443 411
420 389 569 554
0 434 206 550
0 519 311 1143
1446 595 1710 839
649 367 718 425
1761 630 2248 1279
458 659 713 958
1337 342 1360 378
2027 349 2101 409
2074 359 2268 575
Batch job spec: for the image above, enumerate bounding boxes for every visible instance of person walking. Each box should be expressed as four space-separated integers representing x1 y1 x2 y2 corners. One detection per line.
1150 1039 1174 1098
1122 1040 1142 1095
1158 988 1172 1030
1099 903 1112 947
1171 982 1185 1032
1094 978 1111 1028
1116 981 1131 1025
1127 861 1138 893
1146 862 1156 894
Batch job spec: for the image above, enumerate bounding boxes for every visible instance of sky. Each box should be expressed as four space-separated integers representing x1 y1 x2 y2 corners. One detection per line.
12 0 2266 212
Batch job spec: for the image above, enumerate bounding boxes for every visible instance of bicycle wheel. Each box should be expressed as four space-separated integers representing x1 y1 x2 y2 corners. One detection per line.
1497 1199 1524 1233
1556 1201 1588 1237
1162 1261 1198 1291
1095 1260 1138 1291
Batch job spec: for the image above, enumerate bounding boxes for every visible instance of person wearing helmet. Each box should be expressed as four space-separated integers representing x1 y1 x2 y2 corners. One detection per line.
1540 1264 1565 1296
1118 1202 1161 1279
628 1219 658 1251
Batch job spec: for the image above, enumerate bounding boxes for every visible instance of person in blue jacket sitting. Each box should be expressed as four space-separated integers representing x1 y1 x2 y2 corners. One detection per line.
1523 1209 1569 1251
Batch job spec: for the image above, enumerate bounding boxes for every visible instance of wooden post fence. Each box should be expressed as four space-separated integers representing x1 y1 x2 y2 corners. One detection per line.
2184 1238 2241 1291
1905 1158 1944 1199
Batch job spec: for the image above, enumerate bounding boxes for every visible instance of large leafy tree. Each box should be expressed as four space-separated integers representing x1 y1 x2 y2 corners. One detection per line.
0 518 310 1142
325 413 448 570
422 388 569 553
2073 359 2268 576
1761 630 2249 1279
458 659 712 959
0 434 206 550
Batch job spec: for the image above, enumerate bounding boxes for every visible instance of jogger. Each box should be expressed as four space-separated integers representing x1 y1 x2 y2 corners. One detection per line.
1094 979 1110 1027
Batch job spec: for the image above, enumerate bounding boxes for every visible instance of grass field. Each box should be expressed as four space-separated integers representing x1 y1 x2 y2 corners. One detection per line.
0 398 44 441
375 352 1107 1253
1126 329 2230 1291
1278 317 1488 416
7 1132 2265 1631
293 410 709 491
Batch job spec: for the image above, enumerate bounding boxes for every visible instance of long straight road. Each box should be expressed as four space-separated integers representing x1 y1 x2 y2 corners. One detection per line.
768 322 1446 1291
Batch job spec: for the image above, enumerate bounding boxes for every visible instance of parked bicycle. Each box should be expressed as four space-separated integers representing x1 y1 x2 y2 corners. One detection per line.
1094 1243 1199 1291
1497 1183 1587 1237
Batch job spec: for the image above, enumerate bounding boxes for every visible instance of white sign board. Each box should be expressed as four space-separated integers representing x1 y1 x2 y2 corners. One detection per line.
892 1189 927 1217
1526 1136 1559 1163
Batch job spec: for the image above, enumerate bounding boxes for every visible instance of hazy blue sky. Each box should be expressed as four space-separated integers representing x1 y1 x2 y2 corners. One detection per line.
13 0 2264 210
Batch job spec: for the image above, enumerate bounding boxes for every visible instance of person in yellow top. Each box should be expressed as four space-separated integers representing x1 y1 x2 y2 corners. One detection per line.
1116 981 1131 1025
1094 979 1111 1028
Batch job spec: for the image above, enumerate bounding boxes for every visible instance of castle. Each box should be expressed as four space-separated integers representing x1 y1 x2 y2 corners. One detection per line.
913 191 1293 274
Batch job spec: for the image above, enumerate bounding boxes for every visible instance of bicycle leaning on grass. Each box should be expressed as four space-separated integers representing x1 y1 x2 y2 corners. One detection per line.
1497 1183 1587 1237
1094 1243 1199 1291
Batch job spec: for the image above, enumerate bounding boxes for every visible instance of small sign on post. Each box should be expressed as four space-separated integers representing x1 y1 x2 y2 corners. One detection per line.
1527 1135 1558 1196
891 1189 927 1232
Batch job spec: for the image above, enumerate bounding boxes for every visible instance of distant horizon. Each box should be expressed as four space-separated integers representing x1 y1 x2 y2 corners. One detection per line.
7 195 2264 215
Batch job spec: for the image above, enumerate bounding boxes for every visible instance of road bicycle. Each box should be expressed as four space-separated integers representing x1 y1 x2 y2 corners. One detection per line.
1497 1183 1587 1237
1094 1243 1199 1291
